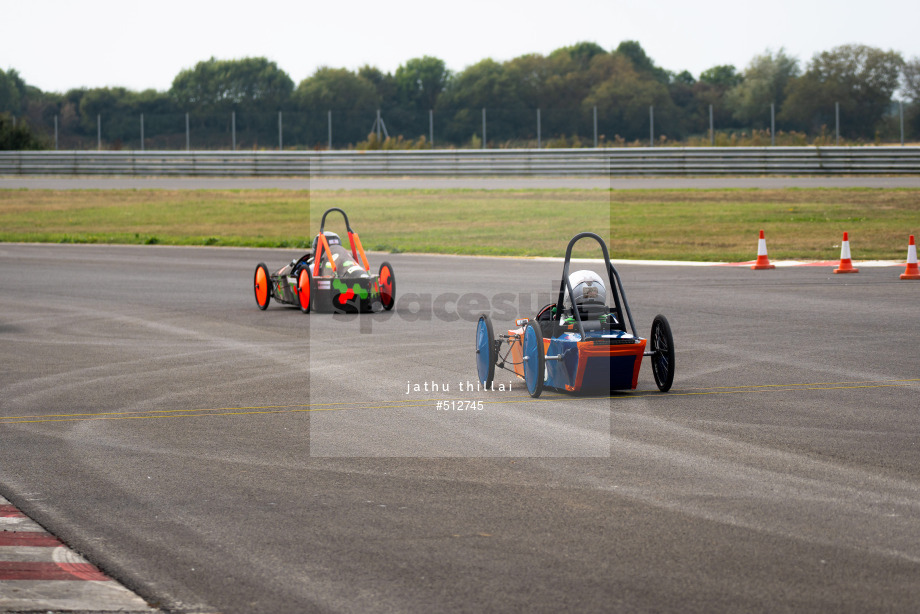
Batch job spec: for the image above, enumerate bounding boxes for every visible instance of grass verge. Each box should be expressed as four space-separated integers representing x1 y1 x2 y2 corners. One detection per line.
0 187 917 261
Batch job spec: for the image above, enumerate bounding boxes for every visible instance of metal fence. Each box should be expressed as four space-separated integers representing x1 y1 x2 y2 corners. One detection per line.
1 147 919 177
21 102 920 152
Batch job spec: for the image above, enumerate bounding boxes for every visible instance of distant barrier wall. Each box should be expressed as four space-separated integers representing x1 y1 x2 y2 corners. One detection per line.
1 147 919 176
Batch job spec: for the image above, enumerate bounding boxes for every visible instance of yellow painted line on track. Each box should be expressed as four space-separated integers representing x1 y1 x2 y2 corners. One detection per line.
1 378 916 425
673 378 920 392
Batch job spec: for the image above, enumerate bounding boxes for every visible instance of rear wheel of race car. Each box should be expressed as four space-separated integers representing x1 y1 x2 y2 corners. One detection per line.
296 268 312 314
523 320 545 398
253 263 270 310
650 314 675 392
476 314 496 388
378 261 395 311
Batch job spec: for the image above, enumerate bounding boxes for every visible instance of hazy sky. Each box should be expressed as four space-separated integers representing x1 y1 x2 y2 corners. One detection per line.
3 0 918 93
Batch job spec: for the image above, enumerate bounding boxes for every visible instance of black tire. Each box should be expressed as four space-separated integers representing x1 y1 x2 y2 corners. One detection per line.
254 263 271 310
296 268 312 314
523 320 545 398
476 314 496 388
650 314 675 392
378 261 395 311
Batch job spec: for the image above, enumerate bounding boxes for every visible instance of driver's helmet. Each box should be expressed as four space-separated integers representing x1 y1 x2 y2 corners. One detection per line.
312 231 342 252
563 270 607 316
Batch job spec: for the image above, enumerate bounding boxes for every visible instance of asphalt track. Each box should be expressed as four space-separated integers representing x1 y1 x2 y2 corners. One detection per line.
1 243 919 613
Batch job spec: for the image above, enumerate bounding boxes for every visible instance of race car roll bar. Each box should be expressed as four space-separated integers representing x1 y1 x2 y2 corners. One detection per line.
555 232 638 340
319 207 354 234
313 232 336 277
316 207 370 273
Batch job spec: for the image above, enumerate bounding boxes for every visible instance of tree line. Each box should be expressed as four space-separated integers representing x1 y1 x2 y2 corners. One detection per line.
2 41 919 150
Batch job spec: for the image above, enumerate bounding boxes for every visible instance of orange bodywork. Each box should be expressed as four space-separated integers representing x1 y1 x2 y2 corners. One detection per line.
567 339 646 391
348 231 370 271
313 233 336 278
507 327 647 391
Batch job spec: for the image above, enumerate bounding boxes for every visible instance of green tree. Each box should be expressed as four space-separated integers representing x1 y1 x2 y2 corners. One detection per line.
683 65 744 134
294 67 379 146
902 57 920 136
0 69 24 114
614 41 670 84
780 44 903 138
726 49 799 127
437 58 516 143
552 42 607 70
503 53 554 106
294 67 379 111
170 57 293 113
699 65 742 87
544 44 609 108
583 54 681 141
390 57 450 139
78 87 133 135
672 71 696 86
358 65 397 109
0 112 47 149
395 56 450 112
904 57 920 102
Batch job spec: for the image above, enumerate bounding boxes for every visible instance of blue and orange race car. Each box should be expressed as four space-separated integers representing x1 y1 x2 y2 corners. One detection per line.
476 232 674 397
253 208 395 314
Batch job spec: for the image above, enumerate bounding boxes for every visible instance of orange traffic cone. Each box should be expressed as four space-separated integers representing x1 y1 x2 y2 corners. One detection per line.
901 235 920 280
751 230 775 270
833 231 859 273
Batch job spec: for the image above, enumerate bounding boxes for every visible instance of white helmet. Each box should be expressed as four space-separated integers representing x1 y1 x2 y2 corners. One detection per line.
312 231 341 251
563 270 607 315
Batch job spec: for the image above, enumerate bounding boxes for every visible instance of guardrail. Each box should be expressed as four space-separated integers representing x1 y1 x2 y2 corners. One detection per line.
1 147 919 176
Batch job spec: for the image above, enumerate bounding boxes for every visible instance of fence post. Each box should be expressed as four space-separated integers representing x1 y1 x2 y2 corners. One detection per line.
376 109 382 141
709 104 714 146
900 101 904 146
429 109 434 148
328 110 332 150
278 111 283 150
649 106 654 147
97 114 101 150
835 102 839 146
54 115 58 150
771 103 775 146
140 113 144 151
537 108 541 149
185 112 190 151
482 108 487 148
593 106 598 147
232 111 236 150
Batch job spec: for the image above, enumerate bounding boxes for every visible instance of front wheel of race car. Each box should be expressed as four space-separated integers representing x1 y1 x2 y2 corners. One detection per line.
254 263 270 310
650 314 675 392
296 267 312 314
378 261 395 311
476 314 496 388
523 320 545 398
